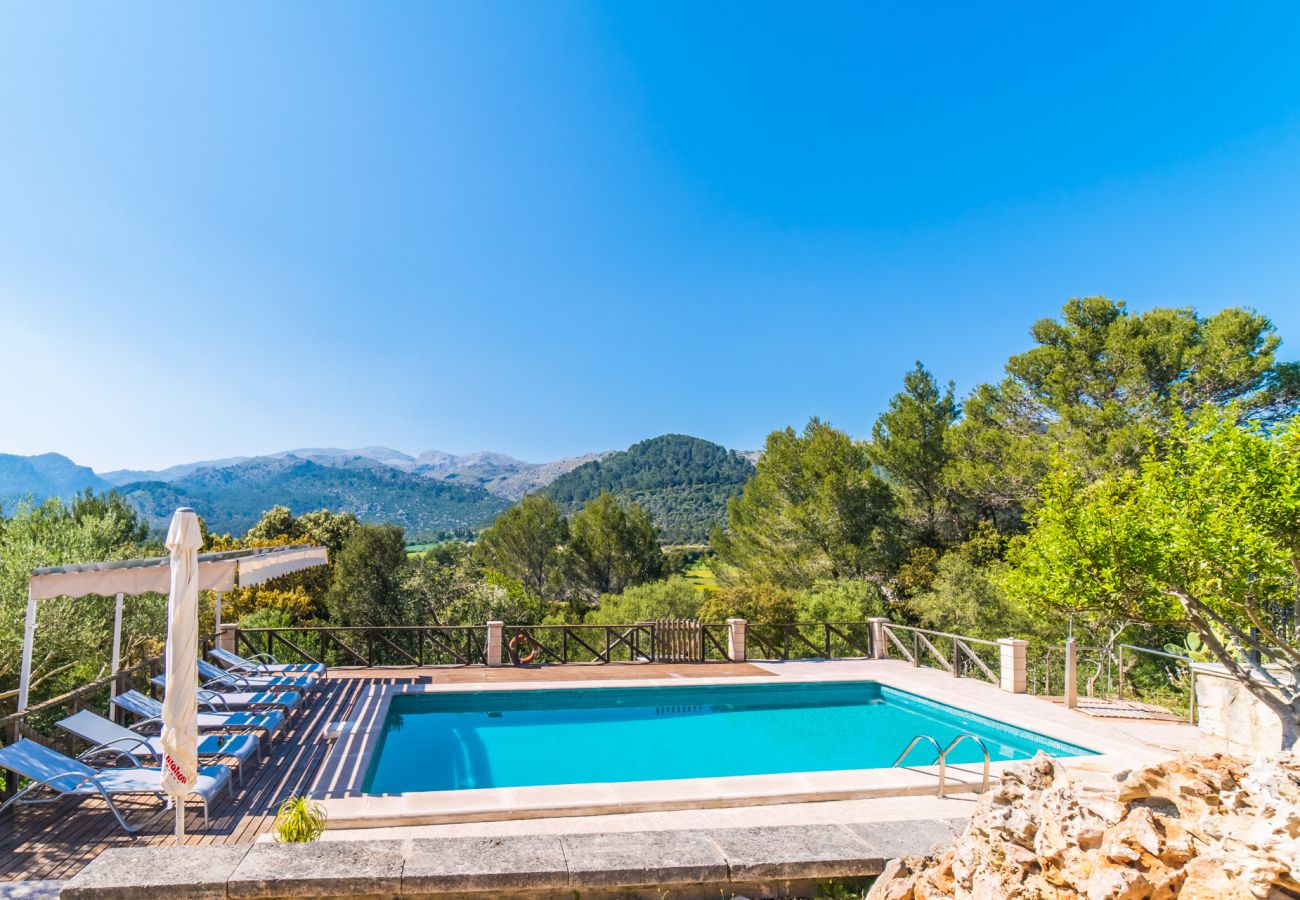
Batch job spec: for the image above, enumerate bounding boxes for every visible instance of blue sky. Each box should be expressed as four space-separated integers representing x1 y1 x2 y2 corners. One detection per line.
2 3 1299 471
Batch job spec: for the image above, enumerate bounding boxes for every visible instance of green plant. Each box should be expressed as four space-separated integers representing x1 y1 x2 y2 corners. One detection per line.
815 879 870 899
1162 632 1215 663
272 795 327 843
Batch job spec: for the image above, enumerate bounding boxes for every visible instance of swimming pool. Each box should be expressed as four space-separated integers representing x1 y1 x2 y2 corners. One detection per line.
361 680 1094 794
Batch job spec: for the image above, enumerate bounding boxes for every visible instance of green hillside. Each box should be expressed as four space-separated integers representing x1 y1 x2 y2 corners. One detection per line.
545 435 754 543
117 457 509 539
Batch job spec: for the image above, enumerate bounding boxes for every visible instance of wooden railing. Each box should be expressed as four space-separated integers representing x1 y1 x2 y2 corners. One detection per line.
235 626 488 668
880 623 999 684
745 622 875 661
503 624 661 664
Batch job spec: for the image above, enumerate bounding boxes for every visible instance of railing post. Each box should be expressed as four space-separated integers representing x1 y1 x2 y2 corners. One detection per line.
1064 638 1078 709
485 621 504 667
726 618 747 662
952 636 960 678
868 618 889 659
998 638 1028 693
218 623 238 654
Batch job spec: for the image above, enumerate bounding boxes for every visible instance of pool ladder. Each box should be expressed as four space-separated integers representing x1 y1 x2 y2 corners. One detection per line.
891 733 991 797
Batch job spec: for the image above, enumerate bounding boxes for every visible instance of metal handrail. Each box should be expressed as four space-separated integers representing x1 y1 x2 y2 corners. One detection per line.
892 734 947 794
940 733 991 794
882 624 1002 648
892 734 945 767
1116 643 1199 724
892 731 992 797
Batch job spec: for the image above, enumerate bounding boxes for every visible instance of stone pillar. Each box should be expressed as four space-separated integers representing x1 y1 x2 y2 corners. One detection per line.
1064 638 1078 709
998 638 1028 693
868 617 889 659
726 618 747 662
217 623 238 654
485 621 504 667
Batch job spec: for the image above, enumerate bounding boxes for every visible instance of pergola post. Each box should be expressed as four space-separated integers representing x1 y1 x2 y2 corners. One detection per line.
17 585 36 712
110 591 125 694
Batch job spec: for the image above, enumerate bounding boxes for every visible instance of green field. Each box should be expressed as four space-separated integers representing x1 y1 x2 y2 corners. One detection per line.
683 559 719 591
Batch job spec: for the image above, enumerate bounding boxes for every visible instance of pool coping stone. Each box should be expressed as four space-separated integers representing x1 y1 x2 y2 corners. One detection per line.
401 835 568 893
226 839 406 899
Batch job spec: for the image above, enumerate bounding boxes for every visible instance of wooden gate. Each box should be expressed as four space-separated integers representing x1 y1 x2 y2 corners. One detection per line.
652 619 704 662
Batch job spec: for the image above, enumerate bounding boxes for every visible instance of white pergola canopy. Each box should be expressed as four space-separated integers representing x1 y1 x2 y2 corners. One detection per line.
19 543 328 711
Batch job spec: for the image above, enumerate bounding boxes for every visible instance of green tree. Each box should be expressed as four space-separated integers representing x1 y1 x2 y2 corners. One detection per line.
68 489 150 547
867 362 960 548
404 543 543 626
586 576 704 625
792 580 887 623
0 495 159 706
475 493 567 598
949 298 1300 527
1004 408 1300 745
564 493 664 605
218 506 359 621
697 582 796 624
325 523 409 626
714 419 897 588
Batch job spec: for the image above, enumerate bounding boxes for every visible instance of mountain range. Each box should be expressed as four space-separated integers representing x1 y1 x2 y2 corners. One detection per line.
0 438 756 542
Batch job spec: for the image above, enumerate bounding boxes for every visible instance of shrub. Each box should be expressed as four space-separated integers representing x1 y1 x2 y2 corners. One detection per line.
273 795 327 843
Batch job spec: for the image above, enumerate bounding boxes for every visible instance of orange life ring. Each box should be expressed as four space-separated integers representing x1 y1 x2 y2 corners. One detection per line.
509 633 543 665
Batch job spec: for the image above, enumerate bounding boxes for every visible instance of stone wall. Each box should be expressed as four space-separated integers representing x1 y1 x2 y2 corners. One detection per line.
60 819 966 899
1193 663 1297 755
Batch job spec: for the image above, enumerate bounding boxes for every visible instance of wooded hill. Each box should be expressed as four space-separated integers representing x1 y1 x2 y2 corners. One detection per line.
544 434 755 543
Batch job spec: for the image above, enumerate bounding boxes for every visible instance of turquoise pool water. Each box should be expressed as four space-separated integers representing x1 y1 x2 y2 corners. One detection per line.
362 680 1094 794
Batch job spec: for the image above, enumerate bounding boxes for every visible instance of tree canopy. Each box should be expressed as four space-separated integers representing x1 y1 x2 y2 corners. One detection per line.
564 492 664 604
476 493 568 598
948 298 1300 522
714 419 897 587
1004 408 1300 742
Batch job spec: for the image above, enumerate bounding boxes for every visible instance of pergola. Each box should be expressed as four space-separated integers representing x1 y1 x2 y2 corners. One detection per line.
19 544 328 711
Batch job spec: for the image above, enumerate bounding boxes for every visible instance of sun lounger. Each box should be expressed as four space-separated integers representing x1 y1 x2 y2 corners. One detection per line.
197 659 318 692
209 645 327 676
57 709 261 785
111 690 284 744
0 737 232 832
148 674 303 714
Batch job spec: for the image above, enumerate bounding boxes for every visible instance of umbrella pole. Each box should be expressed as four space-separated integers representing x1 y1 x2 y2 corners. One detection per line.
175 804 185 844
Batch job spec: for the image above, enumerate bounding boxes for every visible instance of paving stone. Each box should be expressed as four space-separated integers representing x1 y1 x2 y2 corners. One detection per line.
401 835 567 893
0 882 62 900
227 839 405 899
705 823 887 880
846 817 966 860
561 829 729 889
60 845 251 900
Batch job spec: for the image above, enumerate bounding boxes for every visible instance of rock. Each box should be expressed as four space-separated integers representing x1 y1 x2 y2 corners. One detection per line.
867 750 1300 900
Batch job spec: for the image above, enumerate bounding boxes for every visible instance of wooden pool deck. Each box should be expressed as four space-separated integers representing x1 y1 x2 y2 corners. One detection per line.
0 662 763 882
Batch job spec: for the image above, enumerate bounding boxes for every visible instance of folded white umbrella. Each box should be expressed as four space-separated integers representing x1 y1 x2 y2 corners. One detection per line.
162 508 202 843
